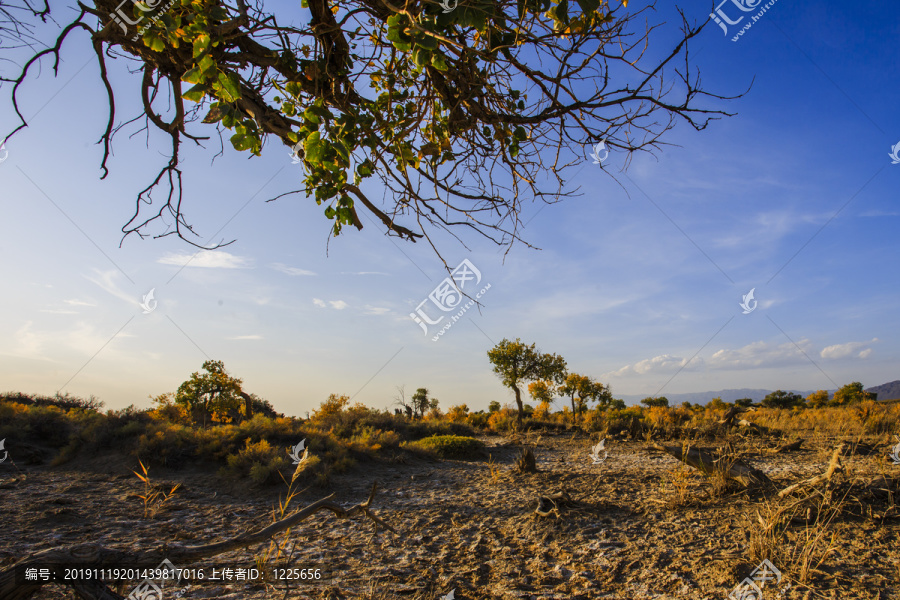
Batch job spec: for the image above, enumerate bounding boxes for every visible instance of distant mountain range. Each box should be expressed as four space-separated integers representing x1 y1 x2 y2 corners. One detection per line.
865 380 900 400
618 380 899 405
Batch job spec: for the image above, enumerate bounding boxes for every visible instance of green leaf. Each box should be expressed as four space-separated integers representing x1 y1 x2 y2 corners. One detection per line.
412 47 429 68
230 133 255 152
144 33 166 53
182 67 203 85
285 82 302 97
392 39 412 52
557 0 570 24
182 84 207 102
217 72 242 102
431 53 448 71
303 107 321 124
575 0 601 14
333 139 350 162
198 54 216 76
305 131 324 164
356 160 374 177
415 35 438 50
192 33 210 58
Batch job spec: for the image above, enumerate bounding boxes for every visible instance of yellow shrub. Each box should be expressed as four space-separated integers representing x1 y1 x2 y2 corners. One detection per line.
487 407 517 432
446 404 470 422
532 401 551 421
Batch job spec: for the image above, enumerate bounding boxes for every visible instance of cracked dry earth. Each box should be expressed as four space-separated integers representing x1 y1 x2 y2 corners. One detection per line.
2 433 899 600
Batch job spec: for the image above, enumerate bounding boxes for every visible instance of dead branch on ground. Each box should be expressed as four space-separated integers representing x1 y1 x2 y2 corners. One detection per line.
0 482 397 600
648 443 773 488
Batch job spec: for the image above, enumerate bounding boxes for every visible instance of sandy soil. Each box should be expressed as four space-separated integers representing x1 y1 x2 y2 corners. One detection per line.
1 432 898 599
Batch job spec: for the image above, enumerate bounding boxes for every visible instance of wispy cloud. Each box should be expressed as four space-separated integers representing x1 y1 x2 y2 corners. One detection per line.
605 337 823 378
158 251 251 269
85 269 136 307
604 354 701 378
228 334 263 340
342 271 389 276
858 210 900 217
707 339 813 369
364 306 391 315
10 320 134 360
313 298 348 310
271 262 316 276
64 299 96 307
820 338 878 360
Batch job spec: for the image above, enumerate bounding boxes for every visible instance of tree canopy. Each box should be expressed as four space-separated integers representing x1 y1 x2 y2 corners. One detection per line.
558 372 611 421
2 0 731 256
174 359 245 425
761 389 803 409
640 396 668 408
831 382 875 406
487 337 566 423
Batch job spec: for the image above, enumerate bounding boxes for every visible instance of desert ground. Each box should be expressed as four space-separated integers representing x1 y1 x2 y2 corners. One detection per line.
2 431 898 600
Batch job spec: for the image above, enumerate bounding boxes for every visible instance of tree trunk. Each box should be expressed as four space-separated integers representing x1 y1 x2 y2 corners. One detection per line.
514 385 524 424
570 394 576 423
648 443 773 488
240 391 254 422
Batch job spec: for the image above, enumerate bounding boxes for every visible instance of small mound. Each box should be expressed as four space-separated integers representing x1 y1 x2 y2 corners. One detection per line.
408 435 485 460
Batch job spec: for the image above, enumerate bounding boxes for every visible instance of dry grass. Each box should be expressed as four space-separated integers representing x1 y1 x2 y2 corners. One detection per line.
132 459 180 519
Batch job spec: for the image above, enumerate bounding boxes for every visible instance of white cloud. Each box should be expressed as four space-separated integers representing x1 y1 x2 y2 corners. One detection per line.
820 338 878 360
313 298 348 310
604 354 701 378
64 299 96 307
40 309 79 314
271 263 316 276
228 334 263 340
859 210 900 217
85 269 137 307
364 306 391 315
158 251 251 269
707 339 813 369
342 271 389 276
10 320 134 360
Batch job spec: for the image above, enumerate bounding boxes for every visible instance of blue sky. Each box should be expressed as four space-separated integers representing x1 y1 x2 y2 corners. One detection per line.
1 0 898 415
